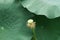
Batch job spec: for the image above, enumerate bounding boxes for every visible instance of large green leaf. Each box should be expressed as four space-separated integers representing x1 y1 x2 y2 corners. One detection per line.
21 0 60 19
0 1 34 40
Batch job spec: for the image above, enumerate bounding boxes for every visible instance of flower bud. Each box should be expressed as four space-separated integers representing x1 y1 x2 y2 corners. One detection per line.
27 19 33 23
27 19 36 29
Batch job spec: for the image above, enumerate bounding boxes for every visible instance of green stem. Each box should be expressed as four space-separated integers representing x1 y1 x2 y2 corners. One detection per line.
32 28 37 40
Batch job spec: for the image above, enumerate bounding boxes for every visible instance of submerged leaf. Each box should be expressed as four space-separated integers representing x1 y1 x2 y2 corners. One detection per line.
0 1 34 40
